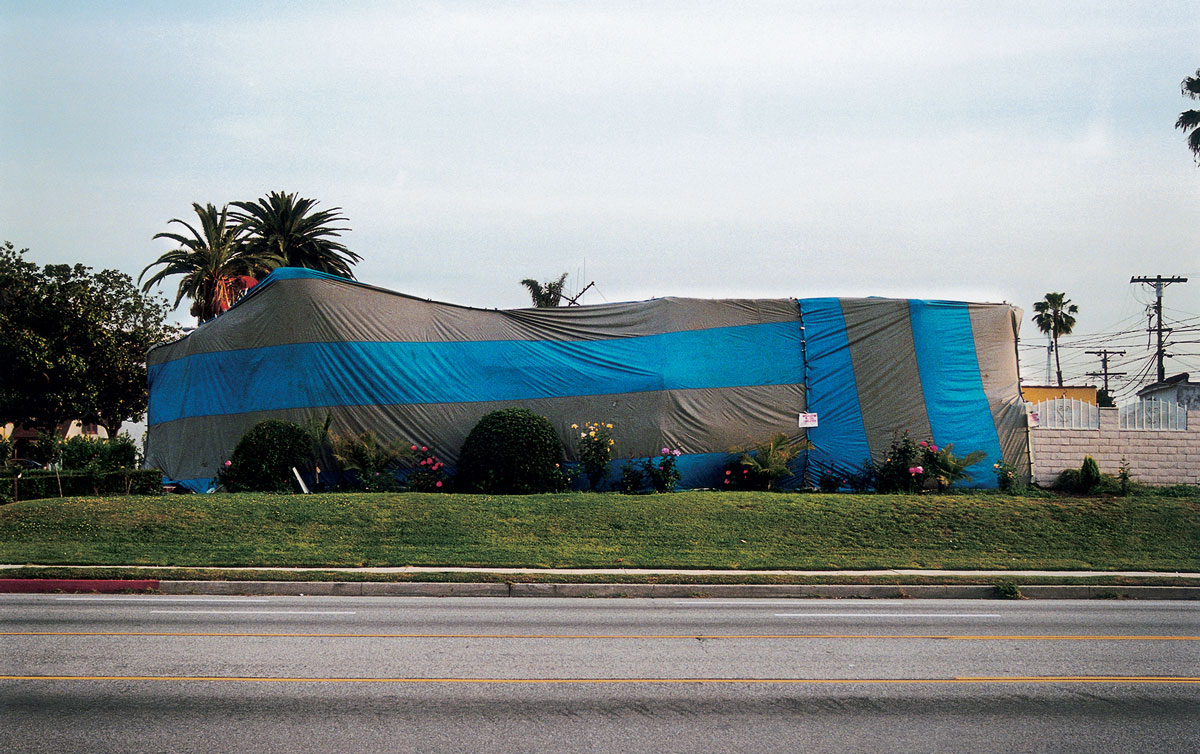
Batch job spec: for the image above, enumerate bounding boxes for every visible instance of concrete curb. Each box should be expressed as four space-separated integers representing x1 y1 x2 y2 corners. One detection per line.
148 581 1200 600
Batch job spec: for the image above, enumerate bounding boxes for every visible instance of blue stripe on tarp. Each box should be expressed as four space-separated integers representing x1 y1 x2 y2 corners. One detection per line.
167 477 218 494
798 298 871 475
148 322 803 424
908 300 1004 488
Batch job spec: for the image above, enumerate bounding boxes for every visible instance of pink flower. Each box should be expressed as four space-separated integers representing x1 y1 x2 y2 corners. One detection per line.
909 466 924 475
672 450 682 457
224 460 232 467
435 480 443 487
723 479 730 485
661 447 669 454
422 446 428 452
919 441 928 448
725 470 731 475
411 445 418 451
930 445 938 452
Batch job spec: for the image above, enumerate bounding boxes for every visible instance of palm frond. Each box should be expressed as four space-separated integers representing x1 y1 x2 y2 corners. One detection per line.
1182 71 1200 99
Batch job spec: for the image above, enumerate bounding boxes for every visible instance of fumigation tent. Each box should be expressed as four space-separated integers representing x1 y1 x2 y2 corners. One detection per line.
146 268 1028 491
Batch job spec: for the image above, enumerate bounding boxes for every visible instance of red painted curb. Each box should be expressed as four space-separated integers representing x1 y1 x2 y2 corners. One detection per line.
0 579 160 594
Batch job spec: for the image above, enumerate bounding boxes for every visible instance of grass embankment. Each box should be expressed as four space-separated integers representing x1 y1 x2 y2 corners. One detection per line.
0 491 1196 572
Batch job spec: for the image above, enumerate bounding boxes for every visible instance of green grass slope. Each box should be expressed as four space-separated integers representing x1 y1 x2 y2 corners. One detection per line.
0 491 1196 571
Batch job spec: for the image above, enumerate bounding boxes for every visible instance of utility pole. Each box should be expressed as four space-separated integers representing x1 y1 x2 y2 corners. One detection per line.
1044 333 1054 384
563 281 595 307
1130 275 1188 383
1085 349 1126 405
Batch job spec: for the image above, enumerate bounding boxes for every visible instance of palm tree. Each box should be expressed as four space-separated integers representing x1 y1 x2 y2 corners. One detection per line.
1032 292 1078 387
140 203 278 322
520 273 568 307
1178 69 1200 164
230 191 360 278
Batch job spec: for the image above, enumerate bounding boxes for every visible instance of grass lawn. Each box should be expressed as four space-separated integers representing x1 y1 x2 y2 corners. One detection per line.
1 490 1196 572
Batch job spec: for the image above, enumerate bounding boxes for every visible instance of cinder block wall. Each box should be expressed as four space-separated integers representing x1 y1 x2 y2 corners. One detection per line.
1029 407 1200 486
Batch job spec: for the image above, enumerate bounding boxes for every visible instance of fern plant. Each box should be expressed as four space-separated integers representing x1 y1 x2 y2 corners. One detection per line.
331 431 411 490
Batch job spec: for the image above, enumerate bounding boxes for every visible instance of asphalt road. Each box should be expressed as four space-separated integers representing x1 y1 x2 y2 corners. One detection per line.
3 595 1198 753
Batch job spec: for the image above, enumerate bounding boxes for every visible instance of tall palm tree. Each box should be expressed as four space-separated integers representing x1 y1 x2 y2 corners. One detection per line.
1032 292 1078 387
520 273 568 307
140 203 278 322
1178 69 1200 164
230 191 360 278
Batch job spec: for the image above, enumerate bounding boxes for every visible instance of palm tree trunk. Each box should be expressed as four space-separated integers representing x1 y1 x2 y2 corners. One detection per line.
1053 333 1063 386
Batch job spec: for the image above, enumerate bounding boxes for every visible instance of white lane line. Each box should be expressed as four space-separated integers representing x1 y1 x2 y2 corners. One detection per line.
673 601 820 606
775 613 1002 618
57 597 271 603
149 610 357 615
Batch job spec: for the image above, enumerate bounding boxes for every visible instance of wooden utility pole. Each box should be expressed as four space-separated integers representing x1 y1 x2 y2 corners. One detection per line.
1130 275 1187 383
563 281 595 307
1085 349 1125 404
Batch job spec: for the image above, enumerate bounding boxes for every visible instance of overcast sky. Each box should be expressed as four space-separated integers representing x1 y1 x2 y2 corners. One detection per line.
3 1 1199 399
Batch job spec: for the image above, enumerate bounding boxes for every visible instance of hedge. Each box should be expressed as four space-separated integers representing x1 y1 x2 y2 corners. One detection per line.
0 469 163 502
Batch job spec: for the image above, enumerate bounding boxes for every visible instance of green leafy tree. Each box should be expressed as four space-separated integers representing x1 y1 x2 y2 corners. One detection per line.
141 202 279 323
1178 68 1200 164
0 242 178 436
1032 292 1078 387
230 191 359 278
520 273 568 307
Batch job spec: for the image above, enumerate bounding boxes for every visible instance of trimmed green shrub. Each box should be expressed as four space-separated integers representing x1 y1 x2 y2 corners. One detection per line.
60 434 139 471
457 408 569 494
1080 456 1102 493
219 420 314 492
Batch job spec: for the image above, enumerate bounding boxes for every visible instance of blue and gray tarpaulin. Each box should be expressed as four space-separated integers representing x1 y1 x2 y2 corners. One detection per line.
146 268 1028 492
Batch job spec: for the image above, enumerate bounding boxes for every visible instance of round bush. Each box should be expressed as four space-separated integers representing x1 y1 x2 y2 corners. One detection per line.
457 408 568 494
220 419 313 492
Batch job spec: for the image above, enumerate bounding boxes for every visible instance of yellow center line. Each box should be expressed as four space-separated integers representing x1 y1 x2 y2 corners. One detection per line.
2 632 1198 641
2 675 1198 685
